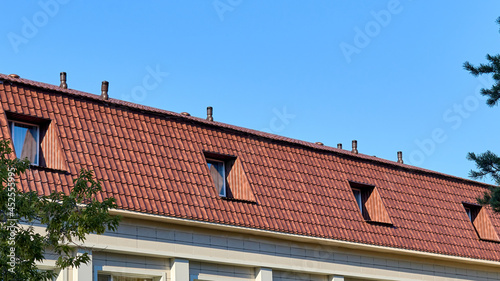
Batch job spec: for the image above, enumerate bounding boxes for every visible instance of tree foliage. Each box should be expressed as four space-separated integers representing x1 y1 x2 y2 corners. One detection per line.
464 16 500 212
0 140 120 280
463 18 500 107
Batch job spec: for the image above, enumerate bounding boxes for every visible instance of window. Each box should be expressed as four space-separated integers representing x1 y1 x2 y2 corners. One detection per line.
37 269 56 281
351 185 369 220
207 159 226 197
465 206 472 221
97 275 153 281
462 203 499 241
10 121 39 165
349 181 392 225
203 152 256 202
352 188 362 214
6 114 68 171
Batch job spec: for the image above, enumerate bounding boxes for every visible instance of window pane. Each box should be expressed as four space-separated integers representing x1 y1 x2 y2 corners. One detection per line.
112 276 153 281
465 208 472 221
353 189 362 213
12 122 38 165
207 160 225 196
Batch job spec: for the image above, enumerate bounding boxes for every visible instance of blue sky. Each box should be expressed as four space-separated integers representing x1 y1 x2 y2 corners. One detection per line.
2 1 500 183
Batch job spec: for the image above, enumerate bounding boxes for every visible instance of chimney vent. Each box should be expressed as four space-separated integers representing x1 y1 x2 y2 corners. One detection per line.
60 72 67 89
397 151 404 164
101 81 109 100
315 142 324 145
337 143 342 149
351 140 358 154
8 74 20 78
207 106 213 121
180 112 191 116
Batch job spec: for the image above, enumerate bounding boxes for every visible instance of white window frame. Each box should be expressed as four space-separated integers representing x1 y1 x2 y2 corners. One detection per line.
94 265 165 281
10 120 40 165
206 158 226 197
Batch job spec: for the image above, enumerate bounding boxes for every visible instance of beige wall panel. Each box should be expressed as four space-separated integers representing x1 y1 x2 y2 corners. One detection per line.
33 217 500 281
190 261 254 281
273 270 328 281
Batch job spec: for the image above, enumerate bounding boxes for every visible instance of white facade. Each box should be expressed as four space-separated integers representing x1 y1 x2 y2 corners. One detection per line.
38 210 500 281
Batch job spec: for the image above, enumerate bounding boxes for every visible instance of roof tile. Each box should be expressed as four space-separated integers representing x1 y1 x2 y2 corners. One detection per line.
3 74 500 262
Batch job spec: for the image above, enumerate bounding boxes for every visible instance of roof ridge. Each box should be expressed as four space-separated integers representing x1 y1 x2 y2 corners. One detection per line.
0 73 493 189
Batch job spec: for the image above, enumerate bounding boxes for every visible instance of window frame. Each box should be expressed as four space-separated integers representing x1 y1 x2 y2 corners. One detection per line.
95 265 163 281
10 120 40 166
97 274 155 281
465 206 472 221
352 188 363 214
206 158 226 197
462 203 479 223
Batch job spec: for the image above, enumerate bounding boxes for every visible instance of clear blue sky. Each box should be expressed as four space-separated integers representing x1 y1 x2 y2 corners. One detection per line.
2 1 500 183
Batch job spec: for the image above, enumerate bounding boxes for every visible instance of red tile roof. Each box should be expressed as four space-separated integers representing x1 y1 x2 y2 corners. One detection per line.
1 73 500 261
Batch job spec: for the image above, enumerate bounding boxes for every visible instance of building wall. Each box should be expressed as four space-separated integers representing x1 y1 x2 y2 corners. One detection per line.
93 252 169 280
189 261 255 281
273 270 328 281
38 215 500 281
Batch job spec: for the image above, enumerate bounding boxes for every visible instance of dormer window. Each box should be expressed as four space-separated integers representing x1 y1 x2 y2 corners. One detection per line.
7 113 68 171
462 203 500 242
203 152 256 202
207 159 226 197
349 181 392 225
10 121 39 165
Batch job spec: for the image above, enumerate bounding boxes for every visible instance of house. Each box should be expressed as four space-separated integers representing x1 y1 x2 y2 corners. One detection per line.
1 72 500 281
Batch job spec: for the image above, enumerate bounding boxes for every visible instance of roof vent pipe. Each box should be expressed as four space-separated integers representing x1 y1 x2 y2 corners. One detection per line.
101 81 109 100
207 106 213 121
337 143 342 149
397 151 404 164
60 72 67 89
351 140 358 154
